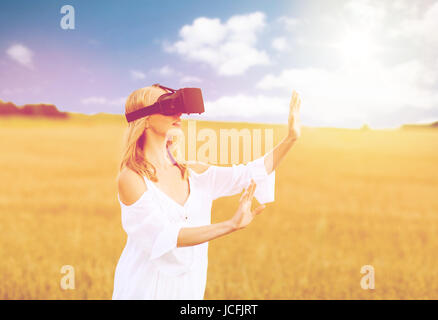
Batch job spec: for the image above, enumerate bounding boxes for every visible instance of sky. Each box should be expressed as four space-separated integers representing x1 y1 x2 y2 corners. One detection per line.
1 0 438 128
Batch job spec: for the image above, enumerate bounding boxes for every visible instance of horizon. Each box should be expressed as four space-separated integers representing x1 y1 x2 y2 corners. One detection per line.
2 104 436 131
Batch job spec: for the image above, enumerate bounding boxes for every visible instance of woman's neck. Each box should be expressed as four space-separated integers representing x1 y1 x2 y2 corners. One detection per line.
143 130 173 169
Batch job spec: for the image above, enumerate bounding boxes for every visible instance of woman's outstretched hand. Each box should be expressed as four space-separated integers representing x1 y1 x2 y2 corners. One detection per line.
229 180 266 231
288 90 302 141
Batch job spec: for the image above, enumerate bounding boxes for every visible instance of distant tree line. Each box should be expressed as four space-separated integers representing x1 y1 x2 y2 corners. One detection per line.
0 100 69 118
401 121 438 129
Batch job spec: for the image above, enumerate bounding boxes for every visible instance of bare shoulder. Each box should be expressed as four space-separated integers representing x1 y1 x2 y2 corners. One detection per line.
186 161 211 174
117 167 148 206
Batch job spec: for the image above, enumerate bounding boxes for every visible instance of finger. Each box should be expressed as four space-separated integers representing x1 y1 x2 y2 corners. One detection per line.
244 183 253 200
239 189 246 202
245 183 254 201
292 90 298 105
293 96 300 112
290 91 297 107
246 180 254 200
292 90 297 100
253 204 266 215
249 180 256 199
290 95 299 118
242 191 248 203
292 101 300 120
240 186 250 201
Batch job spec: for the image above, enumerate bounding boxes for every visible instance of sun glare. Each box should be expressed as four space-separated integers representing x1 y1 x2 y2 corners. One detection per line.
335 31 378 63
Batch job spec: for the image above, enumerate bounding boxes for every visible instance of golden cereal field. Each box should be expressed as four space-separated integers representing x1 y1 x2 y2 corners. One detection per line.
0 114 437 299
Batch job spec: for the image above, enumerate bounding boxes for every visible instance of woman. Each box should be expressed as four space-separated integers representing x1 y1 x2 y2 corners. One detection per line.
112 84 301 299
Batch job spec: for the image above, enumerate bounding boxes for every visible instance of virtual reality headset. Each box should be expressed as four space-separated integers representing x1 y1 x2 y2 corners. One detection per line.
125 84 205 122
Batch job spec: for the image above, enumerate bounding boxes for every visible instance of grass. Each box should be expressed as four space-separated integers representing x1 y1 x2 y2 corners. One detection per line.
0 115 437 299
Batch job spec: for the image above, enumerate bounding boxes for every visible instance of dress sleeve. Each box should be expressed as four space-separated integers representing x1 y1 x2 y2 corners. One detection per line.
206 153 275 204
119 192 183 261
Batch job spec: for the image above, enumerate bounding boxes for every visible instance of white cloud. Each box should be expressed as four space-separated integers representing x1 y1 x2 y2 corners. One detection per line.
81 97 107 105
6 43 34 69
130 65 203 86
205 94 288 121
165 12 270 76
256 59 438 128
344 0 386 28
130 65 176 80
272 37 287 51
180 76 202 84
255 0 438 127
288 0 438 58
277 16 300 30
389 1 438 50
81 96 126 107
130 70 146 80
158 65 174 76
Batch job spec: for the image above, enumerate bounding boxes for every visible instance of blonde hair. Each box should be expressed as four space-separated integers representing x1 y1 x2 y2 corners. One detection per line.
119 84 188 182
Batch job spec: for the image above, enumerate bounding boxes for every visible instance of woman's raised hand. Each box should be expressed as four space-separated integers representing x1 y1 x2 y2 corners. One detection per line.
288 90 302 141
229 180 266 231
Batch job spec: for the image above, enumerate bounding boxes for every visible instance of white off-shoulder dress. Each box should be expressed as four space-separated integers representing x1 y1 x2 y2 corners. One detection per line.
112 154 275 300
